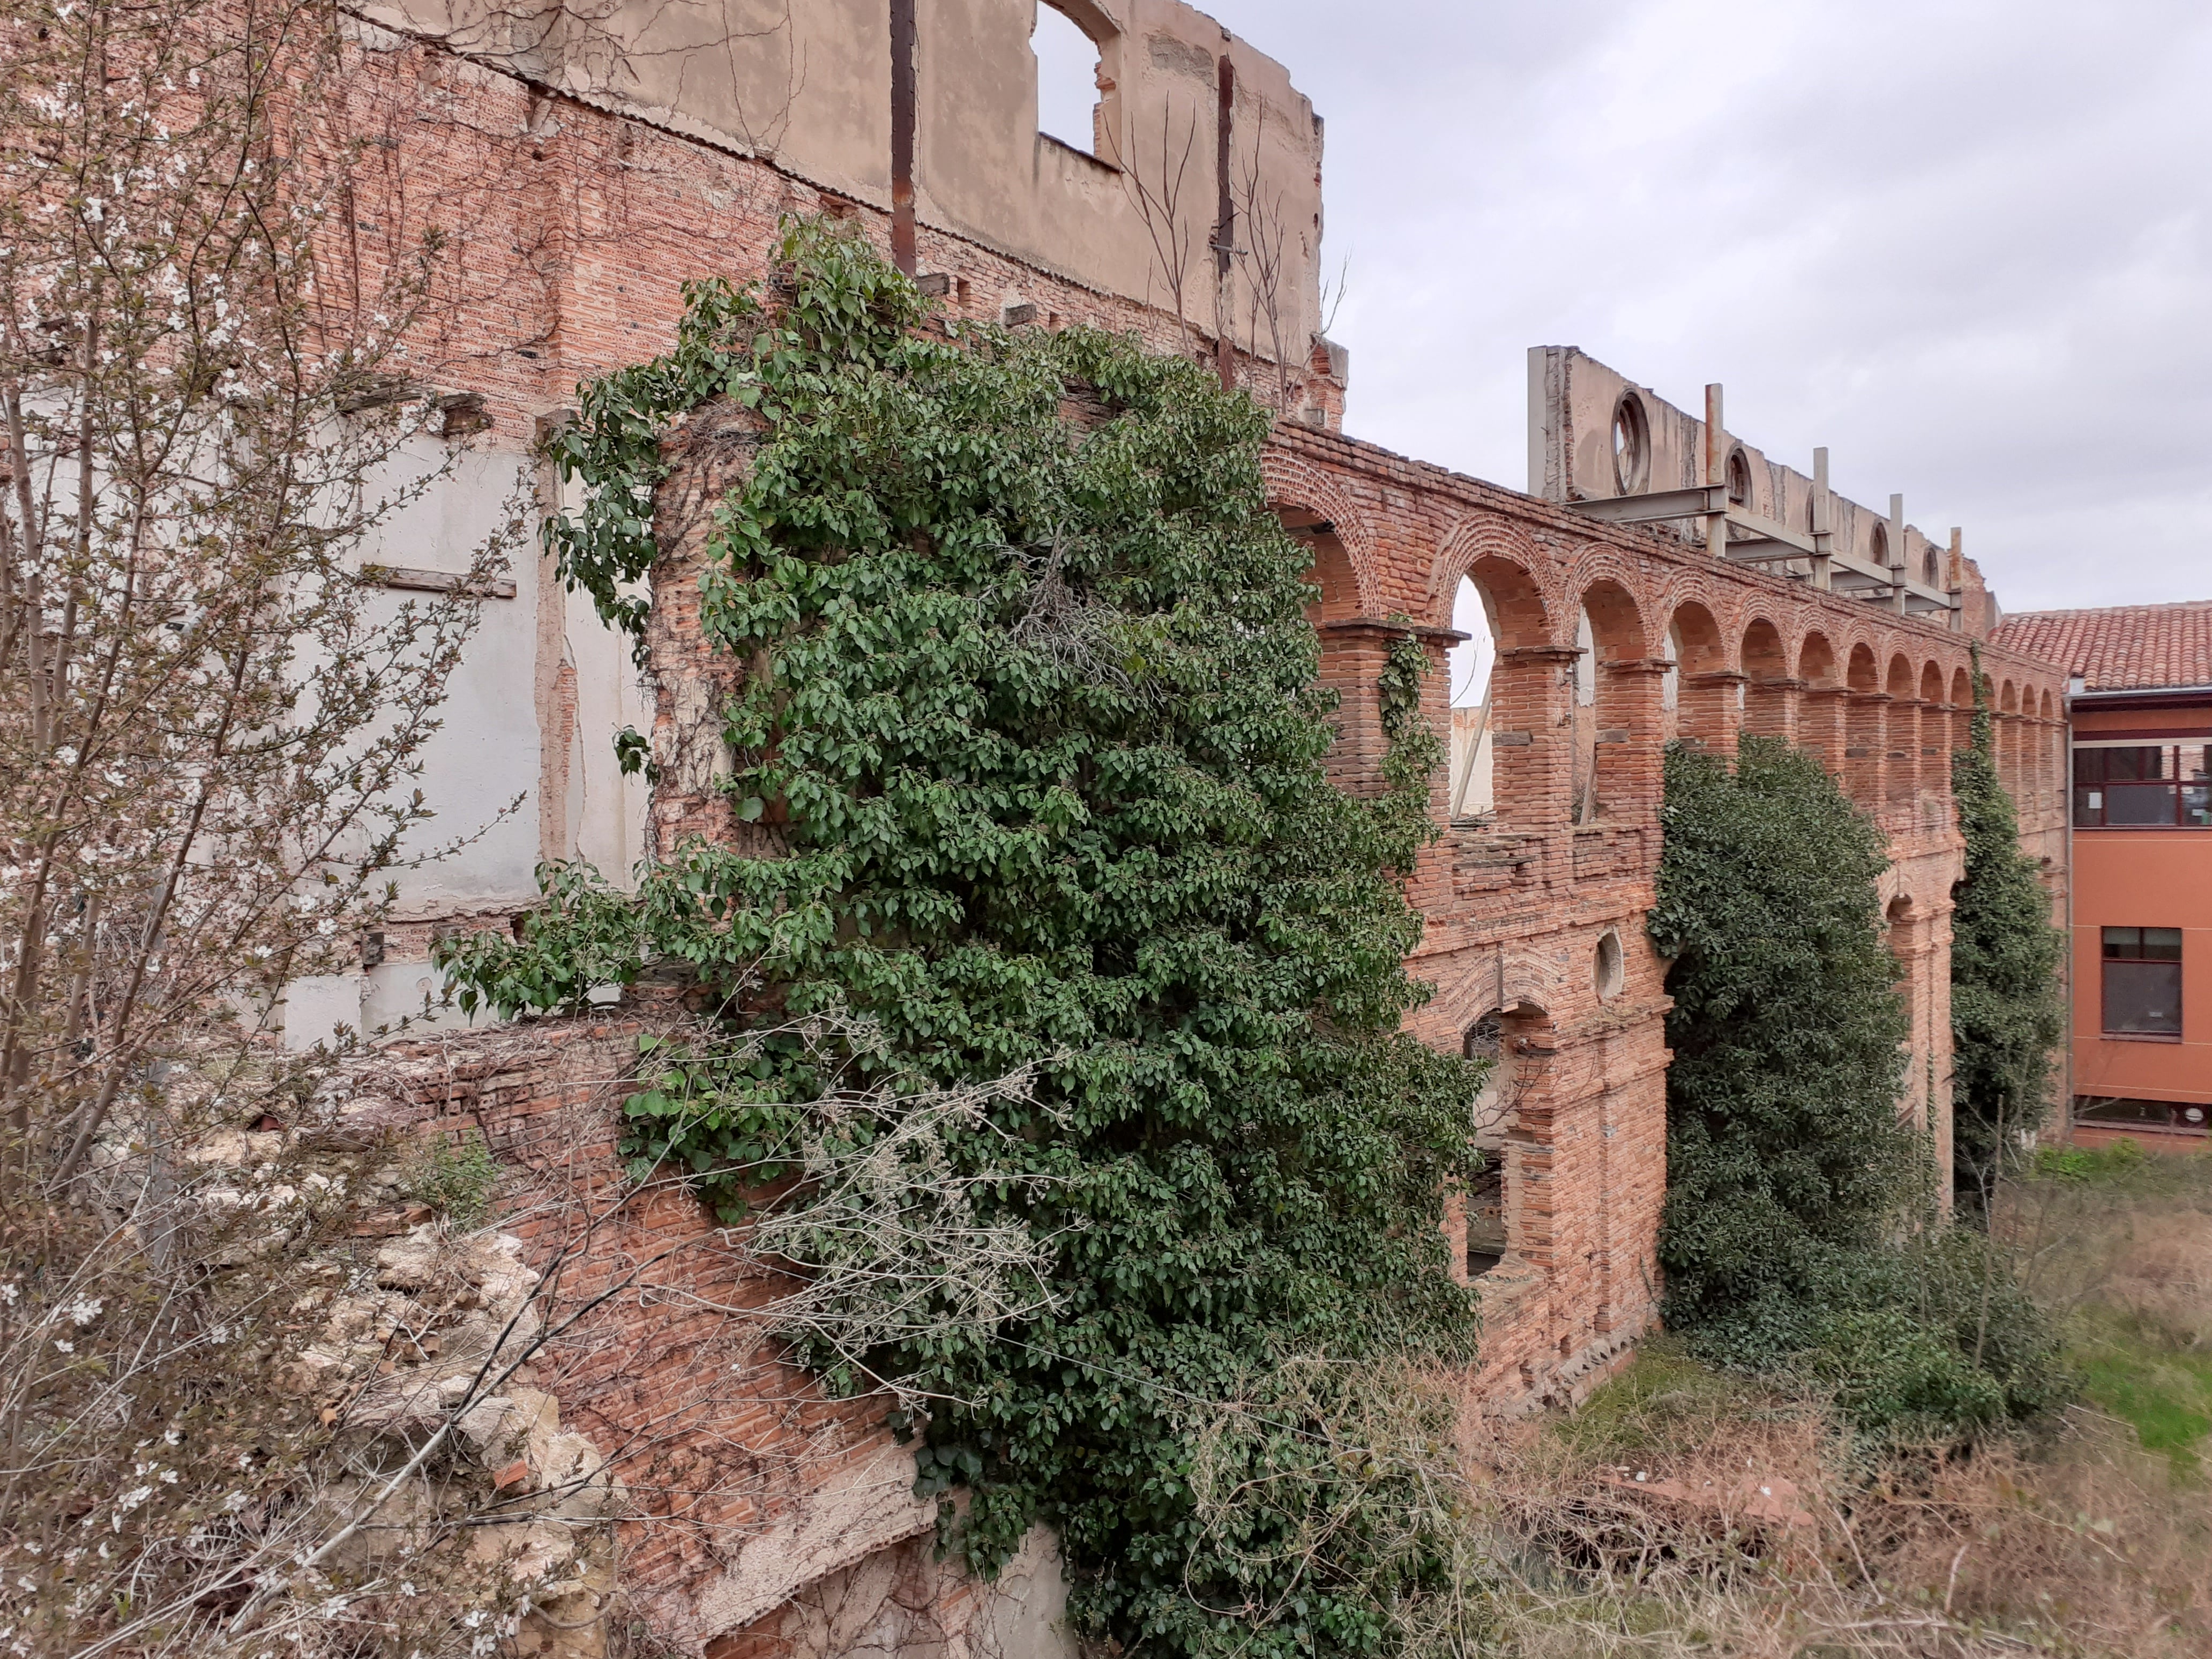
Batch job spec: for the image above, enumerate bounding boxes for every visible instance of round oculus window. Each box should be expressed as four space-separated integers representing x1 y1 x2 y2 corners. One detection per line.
1610 392 1650 497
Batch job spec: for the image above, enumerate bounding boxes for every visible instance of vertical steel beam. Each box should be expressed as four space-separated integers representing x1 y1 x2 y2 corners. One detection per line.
890 0 917 276
1810 445 1834 591
1888 492 1908 612
1213 53 1236 391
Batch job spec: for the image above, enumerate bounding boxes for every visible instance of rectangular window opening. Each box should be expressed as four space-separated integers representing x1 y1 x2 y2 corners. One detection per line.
2073 744 2212 827
2102 925 2183 1036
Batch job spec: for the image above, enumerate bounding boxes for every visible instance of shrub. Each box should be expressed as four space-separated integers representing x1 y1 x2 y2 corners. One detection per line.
1950 656 2067 1212
1650 735 2063 1435
1648 735 1916 1333
401 1125 503 1228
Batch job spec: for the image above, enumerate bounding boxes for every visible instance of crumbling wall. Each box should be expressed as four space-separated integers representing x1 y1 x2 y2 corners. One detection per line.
354 0 1328 365
331 1021 1075 1656
285 11 1342 1051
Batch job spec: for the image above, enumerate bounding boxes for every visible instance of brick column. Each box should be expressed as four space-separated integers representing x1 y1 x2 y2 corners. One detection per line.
1845 692 1889 808
1495 644 1581 827
1598 658 1670 821
1887 699 1920 805
1681 670 1747 757
1799 686 1848 780
1744 675 1802 743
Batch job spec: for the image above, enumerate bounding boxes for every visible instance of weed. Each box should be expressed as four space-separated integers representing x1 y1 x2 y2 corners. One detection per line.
400 1126 502 1228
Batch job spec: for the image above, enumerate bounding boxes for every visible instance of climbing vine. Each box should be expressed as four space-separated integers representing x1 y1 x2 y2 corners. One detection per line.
442 221 1488 1656
1949 654 2067 1214
1649 736 2062 1433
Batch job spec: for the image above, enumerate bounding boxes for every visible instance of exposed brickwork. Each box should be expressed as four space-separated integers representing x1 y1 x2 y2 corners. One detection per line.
1259 422 2067 1398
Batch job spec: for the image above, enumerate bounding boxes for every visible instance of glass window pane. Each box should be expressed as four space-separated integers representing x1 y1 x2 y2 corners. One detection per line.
2105 960 2182 1034
2146 928 2184 961
2074 749 2100 785
2074 787 2105 826
2104 927 2140 958
2076 1096 2176 1127
2105 748 2149 781
2105 782 2179 825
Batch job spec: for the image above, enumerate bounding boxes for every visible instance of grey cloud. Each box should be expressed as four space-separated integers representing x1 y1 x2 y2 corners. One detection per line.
1199 0 2212 609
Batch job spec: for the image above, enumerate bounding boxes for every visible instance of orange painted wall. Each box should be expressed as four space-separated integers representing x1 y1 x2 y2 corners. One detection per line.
2069 700 2212 1124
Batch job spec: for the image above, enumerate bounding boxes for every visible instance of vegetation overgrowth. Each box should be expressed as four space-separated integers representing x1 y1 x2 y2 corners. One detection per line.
1650 737 2064 1436
442 221 1494 1657
1949 657 2068 1213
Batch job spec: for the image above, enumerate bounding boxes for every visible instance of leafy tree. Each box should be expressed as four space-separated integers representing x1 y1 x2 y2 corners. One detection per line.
1949 657 2066 1215
1649 736 2064 1433
444 222 1489 1657
1649 735 1916 1340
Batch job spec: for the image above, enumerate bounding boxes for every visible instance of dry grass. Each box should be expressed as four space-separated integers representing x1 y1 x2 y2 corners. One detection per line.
1474 1344 2212 1657
1463 1150 2212 1656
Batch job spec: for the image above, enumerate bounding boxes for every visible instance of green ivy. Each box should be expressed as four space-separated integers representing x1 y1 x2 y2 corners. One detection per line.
442 221 1488 1657
1949 653 2066 1214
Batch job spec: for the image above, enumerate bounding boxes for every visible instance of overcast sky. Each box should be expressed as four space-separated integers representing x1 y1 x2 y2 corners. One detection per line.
1185 0 2212 615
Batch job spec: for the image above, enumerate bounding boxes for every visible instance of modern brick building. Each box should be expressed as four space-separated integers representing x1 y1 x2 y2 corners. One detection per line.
1995 602 2212 1148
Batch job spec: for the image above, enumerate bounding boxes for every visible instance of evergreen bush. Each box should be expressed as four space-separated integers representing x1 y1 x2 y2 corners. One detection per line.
1949 660 2067 1213
1649 736 2064 1433
441 221 1490 1657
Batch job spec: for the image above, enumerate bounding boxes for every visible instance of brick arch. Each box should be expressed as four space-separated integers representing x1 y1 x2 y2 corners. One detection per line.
1431 518 1552 649
1847 641 1881 693
1261 452 1381 615
1742 617 1788 682
1563 546 1656 657
1951 664 1973 706
1666 598 1728 674
1579 576 1644 662
1886 651 1915 699
1422 949 1564 1057
1798 629 1840 687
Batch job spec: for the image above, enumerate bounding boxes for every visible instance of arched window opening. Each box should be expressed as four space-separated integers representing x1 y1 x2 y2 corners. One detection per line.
1461 1012 1515 1279
1724 447 1752 509
1661 621 1683 741
1447 574 1498 820
1571 606 1599 823
1034 3 1104 156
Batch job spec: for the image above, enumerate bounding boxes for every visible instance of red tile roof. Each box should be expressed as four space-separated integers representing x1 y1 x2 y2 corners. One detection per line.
1992 601 2212 693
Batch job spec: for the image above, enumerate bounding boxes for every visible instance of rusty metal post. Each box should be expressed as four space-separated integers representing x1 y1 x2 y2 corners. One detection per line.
890 0 917 276
1213 53 1235 391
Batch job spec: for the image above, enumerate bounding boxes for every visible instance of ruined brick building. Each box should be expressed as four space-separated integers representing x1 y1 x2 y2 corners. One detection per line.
304 0 2070 1648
